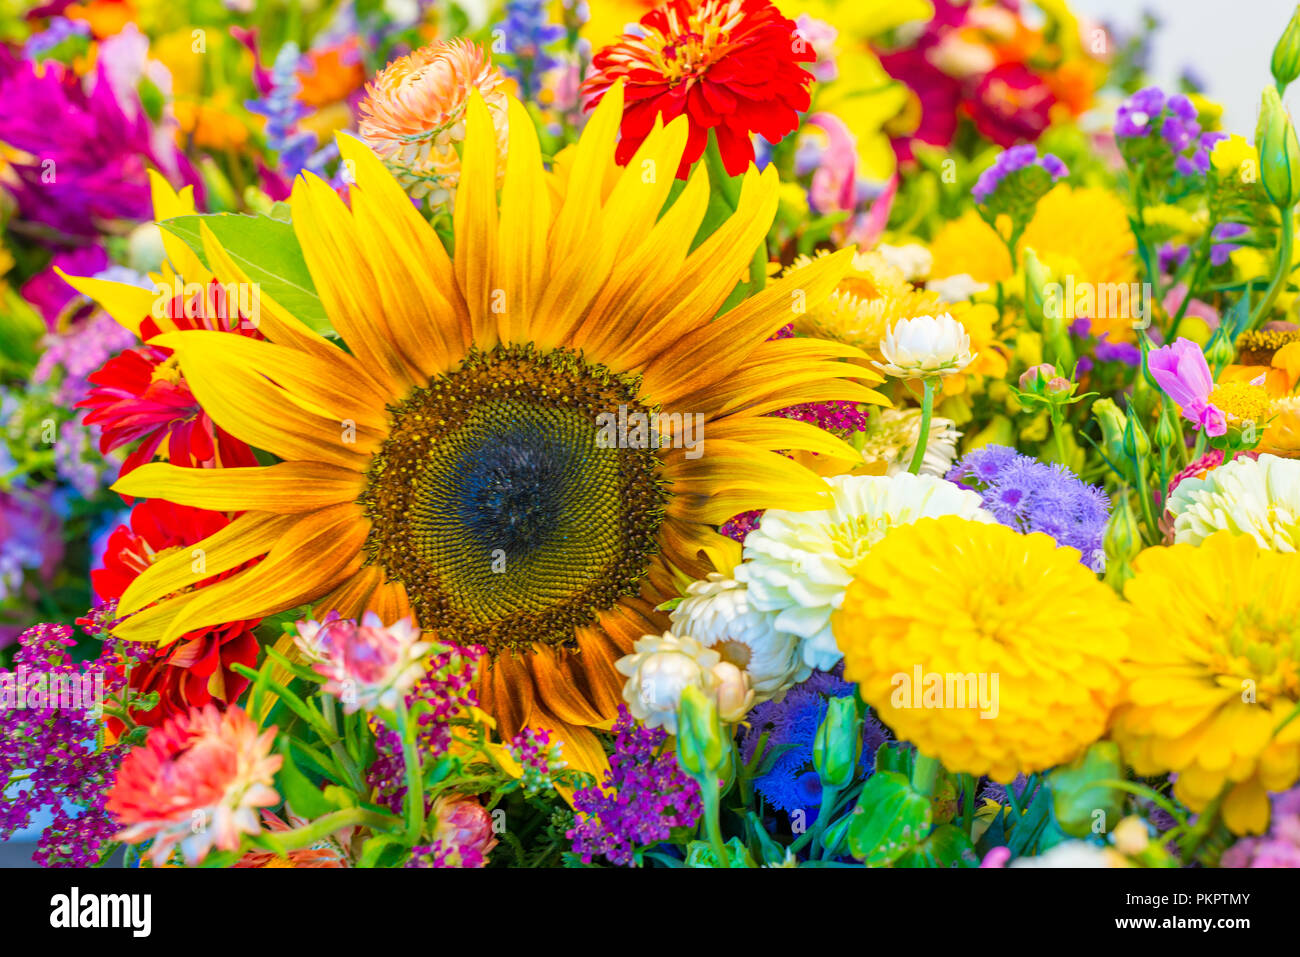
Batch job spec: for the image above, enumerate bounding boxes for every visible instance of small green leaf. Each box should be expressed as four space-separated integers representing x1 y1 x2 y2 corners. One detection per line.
278 741 338 820
358 835 407 869
895 824 980 868
159 213 333 336
1048 741 1125 838
847 770 932 866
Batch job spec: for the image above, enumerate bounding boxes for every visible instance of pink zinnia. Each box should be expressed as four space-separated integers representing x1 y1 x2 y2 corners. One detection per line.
106 705 281 866
1147 337 1227 437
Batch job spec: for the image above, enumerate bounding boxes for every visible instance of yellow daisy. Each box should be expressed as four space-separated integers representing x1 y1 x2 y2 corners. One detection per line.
68 87 884 775
1111 532 1300 835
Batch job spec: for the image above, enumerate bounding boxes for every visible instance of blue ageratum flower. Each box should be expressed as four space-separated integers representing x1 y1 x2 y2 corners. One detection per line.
947 445 1111 572
245 43 319 180
496 0 567 97
740 670 889 816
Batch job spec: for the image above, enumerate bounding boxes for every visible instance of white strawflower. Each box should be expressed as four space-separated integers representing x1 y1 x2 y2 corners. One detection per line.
927 273 989 303
874 313 976 379
875 243 933 281
735 474 994 670
670 574 810 701
616 632 725 733
1009 842 1125 868
1168 453 1300 551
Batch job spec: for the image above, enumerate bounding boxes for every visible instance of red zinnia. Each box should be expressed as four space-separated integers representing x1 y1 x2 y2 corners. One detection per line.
581 0 814 178
78 278 260 478
94 498 262 732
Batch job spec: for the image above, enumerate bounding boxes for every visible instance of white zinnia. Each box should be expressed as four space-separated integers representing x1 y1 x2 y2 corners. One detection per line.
735 473 994 670
670 574 810 701
874 313 976 379
615 631 753 731
875 243 933 281
1168 453 1300 551
859 407 962 477
927 273 989 303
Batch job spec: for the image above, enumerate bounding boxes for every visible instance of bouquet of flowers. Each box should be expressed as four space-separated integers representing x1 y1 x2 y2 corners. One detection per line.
3 0 1300 872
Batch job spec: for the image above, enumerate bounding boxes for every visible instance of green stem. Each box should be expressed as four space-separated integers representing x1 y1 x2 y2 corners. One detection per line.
911 753 941 798
1249 205 1294 331
395 702 425 846
257 807 399 856
960 773 977 838
699 776 730 867
907 377 936 475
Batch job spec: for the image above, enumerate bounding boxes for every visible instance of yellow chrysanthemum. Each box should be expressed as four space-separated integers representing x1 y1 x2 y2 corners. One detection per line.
833 516 1129 782
68 86 886 776
929 185 1137 339
1111 532 1300 835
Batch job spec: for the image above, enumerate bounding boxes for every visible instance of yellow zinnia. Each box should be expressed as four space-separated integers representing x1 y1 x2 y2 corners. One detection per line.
69 86 885 775
833 516 1129 782
1112 532 1300 835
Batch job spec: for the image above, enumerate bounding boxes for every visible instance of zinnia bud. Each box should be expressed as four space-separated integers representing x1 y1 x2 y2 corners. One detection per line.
1093 399 1129 464
1273 5 1300 91
1256 87 1300 209
812 695 862 790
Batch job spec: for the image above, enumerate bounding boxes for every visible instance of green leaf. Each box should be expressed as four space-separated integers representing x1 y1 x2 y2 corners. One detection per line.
358 835 407 869
159 213 333 336
895 824 980 868
278 741 338 820
1048 741 1125 839
847 770 932 866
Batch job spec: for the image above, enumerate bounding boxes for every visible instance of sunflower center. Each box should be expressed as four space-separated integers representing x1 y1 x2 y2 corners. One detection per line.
360 345 667 656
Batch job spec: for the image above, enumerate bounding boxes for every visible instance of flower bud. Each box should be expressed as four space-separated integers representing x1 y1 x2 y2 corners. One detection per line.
710 661 755 724
813 696 862 790
1273 5 1300 91
1152 406 1180 455
1256 86 1300 209
1092 398 1129 463
1018 363 1055 391
676 684 731 780
1122 409 1150 461
1103 492 1141 589
1205 331 1236 371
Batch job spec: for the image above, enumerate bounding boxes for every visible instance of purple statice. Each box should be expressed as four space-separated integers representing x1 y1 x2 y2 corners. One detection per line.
1115 86 1168 138
245 43 320 183
947 445 1111 571
23 17 91 60
568 706 702 866
0 620 150 867
31 312 137 407
54 415 112 499
1210 222 1250 267
1159 242 1191 275
1221 787 1300 867
1069 317 1140 368
972 145 1068 202
496 0 567 99
367 643 483 813
739 669 888 817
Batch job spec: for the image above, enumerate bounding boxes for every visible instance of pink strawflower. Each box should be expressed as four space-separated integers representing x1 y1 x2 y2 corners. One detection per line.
295 611 432 714
1147 337 1226 436
106 705 281 866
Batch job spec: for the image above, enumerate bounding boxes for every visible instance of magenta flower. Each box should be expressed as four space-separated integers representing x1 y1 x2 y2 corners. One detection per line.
294 611 432 713
1147 337 1226 436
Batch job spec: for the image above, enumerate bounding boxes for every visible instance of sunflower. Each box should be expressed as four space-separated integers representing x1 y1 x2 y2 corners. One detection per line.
69 86 884 774
1112 532 1300 834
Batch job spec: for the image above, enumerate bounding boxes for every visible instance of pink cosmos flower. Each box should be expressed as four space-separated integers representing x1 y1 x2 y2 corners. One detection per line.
1147 337 1227 437
106 705 281 866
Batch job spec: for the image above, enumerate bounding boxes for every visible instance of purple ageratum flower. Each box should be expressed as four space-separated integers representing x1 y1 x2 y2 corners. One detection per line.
496 0 567 97
1159 242 1191 274
1210 222 1250 267
972 145 1067 202
567 706 702 866
1147 337 1226 436
946 447 1111 570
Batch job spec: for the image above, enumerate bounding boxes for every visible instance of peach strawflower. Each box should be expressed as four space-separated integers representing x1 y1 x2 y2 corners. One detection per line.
357 39 509 205
106 705 281 866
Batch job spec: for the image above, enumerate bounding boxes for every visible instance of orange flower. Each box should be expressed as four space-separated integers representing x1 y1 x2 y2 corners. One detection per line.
357 39 509 204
